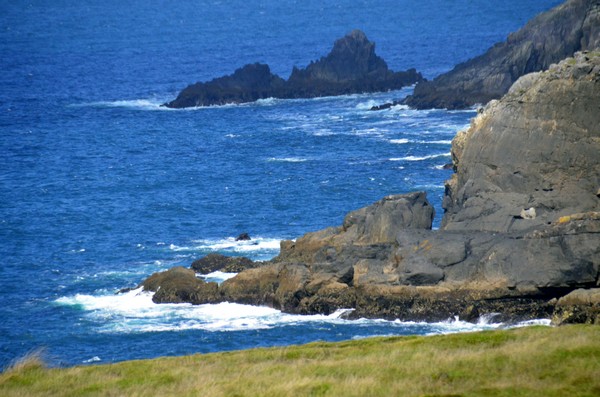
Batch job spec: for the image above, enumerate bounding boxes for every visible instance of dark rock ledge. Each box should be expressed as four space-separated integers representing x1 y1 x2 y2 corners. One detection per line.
140 52 600 324
163 30 423 108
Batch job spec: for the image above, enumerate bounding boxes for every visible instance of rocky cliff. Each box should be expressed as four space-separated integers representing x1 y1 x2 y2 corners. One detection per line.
163 30 423 108
142 52 600 323
402 0 600 110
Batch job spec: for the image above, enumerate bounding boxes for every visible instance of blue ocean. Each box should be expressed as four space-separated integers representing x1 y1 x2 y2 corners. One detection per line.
0 0 561 367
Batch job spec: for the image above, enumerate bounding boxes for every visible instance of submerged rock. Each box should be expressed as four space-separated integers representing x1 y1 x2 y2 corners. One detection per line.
163 30 423 108
402 0 600 109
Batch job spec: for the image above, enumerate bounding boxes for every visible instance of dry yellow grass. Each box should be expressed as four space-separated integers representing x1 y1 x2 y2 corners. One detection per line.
2 325 599 396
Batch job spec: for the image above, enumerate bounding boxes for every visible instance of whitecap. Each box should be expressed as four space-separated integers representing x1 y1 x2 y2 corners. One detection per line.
198 271 238 283
390 138 410 144
267 157 308 163
251 97 279 106
355 100 381 110
71 99 168 111
426 140 453 145
169 243 191 251
83 356 101 363
190 236 281 255
389 153 451 161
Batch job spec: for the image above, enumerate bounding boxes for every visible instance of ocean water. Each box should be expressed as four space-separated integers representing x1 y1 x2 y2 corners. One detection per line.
0 0 560 367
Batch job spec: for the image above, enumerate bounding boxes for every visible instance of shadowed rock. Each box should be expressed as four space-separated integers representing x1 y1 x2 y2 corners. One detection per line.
191 253 257 274
163 30 423 108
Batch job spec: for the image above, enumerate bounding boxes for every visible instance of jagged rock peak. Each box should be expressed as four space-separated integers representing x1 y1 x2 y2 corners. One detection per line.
164 30 423 108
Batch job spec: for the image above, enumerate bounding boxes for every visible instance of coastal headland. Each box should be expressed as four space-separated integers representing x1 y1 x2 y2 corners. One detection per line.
144 40 600 324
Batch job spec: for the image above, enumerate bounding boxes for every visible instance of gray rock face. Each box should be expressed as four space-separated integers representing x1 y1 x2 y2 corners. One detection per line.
443 51 600 232
403 0 600 109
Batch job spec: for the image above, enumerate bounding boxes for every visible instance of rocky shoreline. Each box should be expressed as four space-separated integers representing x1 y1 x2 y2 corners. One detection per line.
138 0 600 325
163 30 423 108
137 49 600 325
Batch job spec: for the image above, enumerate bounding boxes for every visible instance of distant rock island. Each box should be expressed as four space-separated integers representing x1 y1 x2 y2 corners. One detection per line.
163 30 423 108
143 50 600 324
399 0 600 110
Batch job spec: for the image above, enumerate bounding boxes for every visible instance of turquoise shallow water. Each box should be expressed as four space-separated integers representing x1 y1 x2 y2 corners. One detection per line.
0 0 560 367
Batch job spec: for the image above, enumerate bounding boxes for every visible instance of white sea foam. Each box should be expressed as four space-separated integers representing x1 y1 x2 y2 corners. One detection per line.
389 153 451 161
355 100 381 110
189 237 281 254
390 139 452 145
199 271 238 283
251 97 279 106
55 288 551 336
55 289 354 334
353 128 388 136
390 138 410 144
267 157 308 163
72 99 168 110
427 140 453 145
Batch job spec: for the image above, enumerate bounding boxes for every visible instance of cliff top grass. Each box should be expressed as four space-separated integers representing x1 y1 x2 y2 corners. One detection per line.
2 325 599 397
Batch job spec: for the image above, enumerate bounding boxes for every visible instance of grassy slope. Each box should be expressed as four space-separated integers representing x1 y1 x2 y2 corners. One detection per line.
1 325 599 397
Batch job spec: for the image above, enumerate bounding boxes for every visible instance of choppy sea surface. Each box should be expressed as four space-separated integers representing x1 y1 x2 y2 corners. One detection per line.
0 0 559 367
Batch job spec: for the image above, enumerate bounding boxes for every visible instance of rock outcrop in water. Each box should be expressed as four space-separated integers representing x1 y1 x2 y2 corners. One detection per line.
163 30 423 108
401 0 600 110
142 51 600 323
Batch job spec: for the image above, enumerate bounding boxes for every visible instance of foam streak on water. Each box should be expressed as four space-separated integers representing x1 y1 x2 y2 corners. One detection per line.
55 288 527 336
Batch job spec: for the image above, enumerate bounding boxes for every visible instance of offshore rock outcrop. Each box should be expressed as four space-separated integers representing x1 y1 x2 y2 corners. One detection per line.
402 0 600 109
143 52 600 323
163 30 423 108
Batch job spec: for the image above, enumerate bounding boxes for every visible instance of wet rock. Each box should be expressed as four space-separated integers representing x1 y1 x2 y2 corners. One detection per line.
142 267 221 304
552 288 600 325
235 233 251 241
191 253 257 274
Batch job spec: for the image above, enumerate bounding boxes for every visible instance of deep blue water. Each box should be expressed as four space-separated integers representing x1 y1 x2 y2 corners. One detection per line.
1 0 560 367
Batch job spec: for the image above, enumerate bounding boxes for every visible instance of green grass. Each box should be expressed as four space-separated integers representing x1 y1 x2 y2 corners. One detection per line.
2 325 599 396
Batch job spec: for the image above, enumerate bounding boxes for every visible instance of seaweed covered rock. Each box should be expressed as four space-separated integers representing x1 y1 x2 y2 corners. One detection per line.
552 288 600 325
